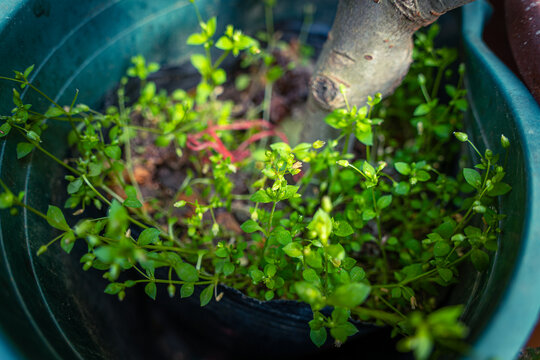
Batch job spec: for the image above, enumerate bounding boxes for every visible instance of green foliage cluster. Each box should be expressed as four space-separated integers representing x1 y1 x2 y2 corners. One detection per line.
0 3 512 359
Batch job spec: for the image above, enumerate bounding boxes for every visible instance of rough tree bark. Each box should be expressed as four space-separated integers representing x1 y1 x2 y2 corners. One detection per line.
300 0 475 143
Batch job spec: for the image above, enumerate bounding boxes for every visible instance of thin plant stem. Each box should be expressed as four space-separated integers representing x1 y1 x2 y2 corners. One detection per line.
82 175 111 206
351 306 404 325
378 294 406 319
260 201 277 261
372 188 388 283
118 86 147 218
12 126 81 175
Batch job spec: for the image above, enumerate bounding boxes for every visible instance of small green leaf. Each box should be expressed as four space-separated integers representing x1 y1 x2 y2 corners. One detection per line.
106 200 128 237
240 219 263 233
433 241 451 257
451 234 466 243
463 168 482 189
416 170 431 182
310 327 327 347
294 281 323 308
487 182 512 196
223 262 235 276
376 195 392 210
327 243 346 261
445 84 457 97
215 36 234 50
200 284 214 306
250 189 273 203
124 280 136 288
471 249 490 271
395 181 410 195
181 283 195 298
215 247 228 258
362 161 376 177
434 220 456 240
302 268 320 283
350 266 366 282
67 178 83 194
329 283 371 308
305 250 323 269
173 200 186 208
190 54 211 75
362 209 376 221
104 283 123 295
0 123 11 138
332 307 351 325
282 242 303 258
264 263 277 277
60 231 76 254
94 246 116 264
175 263 199 282
12 88 22 107
235 74 251 91
24 64 34 78
44 106 65 118
186 33 207 45
269 226 292 245
145 282 157 300
16 142 34 159
206 17 217 36
437 268 453 282
264 290 275 301
280 185 299 200
355 123 373 146
88 162 102 177
413 103 431 116
46 205 70 231
391 287 402 298
138 228 160 246
26 131 40 142
250 269 264 283
123 186 142 208
211 68 227 85
104 145 121 160
333 220 354 237
330 322 358 343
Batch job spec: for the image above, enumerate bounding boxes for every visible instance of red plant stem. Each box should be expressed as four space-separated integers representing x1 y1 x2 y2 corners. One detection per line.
211 119 273 131
206 127 234 160
185 119 289 163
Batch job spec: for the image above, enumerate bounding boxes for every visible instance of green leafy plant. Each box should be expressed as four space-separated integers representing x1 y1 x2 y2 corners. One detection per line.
0 4 512 359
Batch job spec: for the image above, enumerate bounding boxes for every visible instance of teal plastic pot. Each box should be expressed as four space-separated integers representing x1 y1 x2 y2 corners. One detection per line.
459 1 540 359
0 0 538 359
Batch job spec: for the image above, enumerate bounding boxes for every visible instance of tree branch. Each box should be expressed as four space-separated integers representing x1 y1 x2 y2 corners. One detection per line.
308 0 475 113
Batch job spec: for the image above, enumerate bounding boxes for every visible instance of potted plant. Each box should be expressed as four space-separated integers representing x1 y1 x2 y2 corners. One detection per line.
0 1 538 360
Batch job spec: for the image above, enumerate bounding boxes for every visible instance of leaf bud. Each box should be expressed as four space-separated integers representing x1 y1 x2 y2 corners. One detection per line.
321 196 332 213
313 140 325 149
83 261 93 271
37 245 48 256
168 284 176 298
454 132 468 142
501 134 510 149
